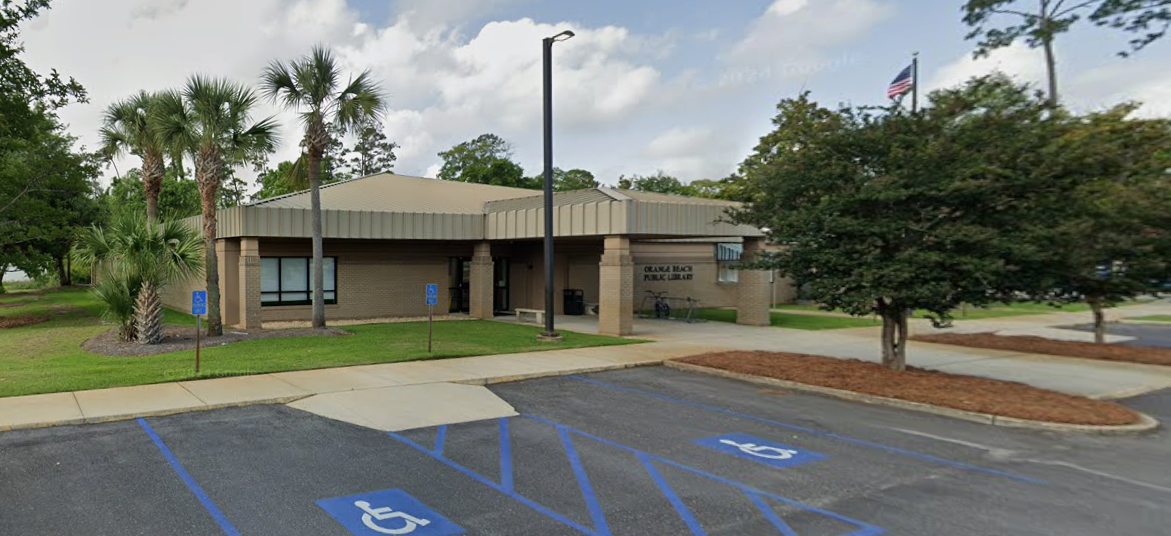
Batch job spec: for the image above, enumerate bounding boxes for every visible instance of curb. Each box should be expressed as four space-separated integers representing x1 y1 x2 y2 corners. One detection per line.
455 360 666 387
664 361 1160 436
0 361 668 433
0 395 310 433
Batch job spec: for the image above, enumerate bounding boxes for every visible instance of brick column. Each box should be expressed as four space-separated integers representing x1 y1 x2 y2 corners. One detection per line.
599 236 634 336
469 242 495 319
736 237 771 327
238 237 262 329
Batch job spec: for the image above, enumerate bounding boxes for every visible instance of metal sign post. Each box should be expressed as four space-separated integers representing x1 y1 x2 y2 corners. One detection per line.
425 284 438 353
192 291 208 374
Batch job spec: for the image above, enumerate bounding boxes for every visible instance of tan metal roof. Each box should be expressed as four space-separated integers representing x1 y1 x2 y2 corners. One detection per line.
249 173 537 214
192 174 764 240
616 189 740 207
484 188 619 213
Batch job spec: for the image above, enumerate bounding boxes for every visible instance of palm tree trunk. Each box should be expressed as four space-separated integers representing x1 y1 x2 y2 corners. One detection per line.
143 150 165 225
308 148 326 329
197 145 223 337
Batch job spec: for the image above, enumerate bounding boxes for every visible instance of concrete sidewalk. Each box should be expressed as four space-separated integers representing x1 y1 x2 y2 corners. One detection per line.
0 341 718 432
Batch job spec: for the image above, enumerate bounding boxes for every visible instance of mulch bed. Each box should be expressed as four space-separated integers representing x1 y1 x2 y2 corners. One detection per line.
0 301 31 308
914 332 1171 367
0 315 50 329
83 325 351 357
679 351 1140 426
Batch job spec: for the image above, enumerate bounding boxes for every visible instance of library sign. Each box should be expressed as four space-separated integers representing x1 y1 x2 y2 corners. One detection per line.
643 264 695 282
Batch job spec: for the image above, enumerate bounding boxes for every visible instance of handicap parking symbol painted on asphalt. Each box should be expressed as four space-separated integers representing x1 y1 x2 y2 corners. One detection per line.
694 433 827 469
317 489 465 536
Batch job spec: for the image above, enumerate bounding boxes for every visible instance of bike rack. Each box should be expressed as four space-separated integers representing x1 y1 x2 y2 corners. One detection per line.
637 294 704 323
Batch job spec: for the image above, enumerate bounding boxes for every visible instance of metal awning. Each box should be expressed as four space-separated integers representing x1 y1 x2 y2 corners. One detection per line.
717 242 743 262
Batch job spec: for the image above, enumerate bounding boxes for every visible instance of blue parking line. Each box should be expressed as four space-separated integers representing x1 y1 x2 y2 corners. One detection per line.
638 454 708 536
558 426 613 536
386 429 600 535
747 492 800 536
434 425 448 456
500 418 514 491
138 418 241 536
568 376 1045 485
524 414 885 536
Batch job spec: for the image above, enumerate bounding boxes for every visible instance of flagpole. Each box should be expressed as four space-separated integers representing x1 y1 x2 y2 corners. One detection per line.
911 52 920 114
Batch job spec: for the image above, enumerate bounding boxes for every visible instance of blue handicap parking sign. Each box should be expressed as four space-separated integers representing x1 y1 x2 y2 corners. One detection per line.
694 433 826 469
317 488 464 536
425 284 438 306
191 291 207 316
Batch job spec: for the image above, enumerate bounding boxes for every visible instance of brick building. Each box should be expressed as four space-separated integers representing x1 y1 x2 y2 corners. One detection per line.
162 173 790 336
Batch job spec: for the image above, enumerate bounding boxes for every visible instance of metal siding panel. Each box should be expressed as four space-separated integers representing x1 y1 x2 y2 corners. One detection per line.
571 204 584 236
584 202 597 235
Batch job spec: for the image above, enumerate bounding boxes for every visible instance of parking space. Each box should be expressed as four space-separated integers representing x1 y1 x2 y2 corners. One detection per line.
2 367 1169 535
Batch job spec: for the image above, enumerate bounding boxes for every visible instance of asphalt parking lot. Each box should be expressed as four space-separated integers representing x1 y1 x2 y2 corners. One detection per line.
1068 322 1171 349
2 367 1169 536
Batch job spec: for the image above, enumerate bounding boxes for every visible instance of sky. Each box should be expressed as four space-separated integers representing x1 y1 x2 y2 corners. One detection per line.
18 0 1171 193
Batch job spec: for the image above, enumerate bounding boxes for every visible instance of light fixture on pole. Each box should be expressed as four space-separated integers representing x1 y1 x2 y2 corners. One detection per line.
538 29 574 343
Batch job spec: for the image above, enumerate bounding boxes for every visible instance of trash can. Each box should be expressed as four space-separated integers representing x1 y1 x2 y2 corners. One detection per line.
563 289 585 316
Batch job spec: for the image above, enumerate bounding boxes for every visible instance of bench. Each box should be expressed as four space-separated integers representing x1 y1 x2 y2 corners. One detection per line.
515 308 546 324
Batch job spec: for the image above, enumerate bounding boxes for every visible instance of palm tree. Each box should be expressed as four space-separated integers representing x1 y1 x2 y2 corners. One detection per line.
262 46 385 329
155 76 279 337
99 91 168 224
75 211 204 343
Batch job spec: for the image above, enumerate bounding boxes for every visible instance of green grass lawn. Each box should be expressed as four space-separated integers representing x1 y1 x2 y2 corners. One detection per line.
693 308 880 330
1130 315 1171 323
0 288 637 398
771 304 825 312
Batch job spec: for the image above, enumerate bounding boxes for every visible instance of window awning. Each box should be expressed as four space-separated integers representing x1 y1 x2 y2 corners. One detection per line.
717 243 743 262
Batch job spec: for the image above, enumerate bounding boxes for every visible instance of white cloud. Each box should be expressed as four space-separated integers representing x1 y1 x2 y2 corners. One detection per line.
22 0 360 184
337 16 676 176
927 43 1046 92
1067 61 1171 117
21 0 684 188
928 44 1171 117
644 127 713 158
637 126 734 180
726 0 895 77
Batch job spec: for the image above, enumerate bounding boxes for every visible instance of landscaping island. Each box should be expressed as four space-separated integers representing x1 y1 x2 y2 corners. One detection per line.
676 351 1142 426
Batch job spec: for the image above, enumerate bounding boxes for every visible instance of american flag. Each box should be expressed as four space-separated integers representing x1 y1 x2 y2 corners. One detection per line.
887 64 915 100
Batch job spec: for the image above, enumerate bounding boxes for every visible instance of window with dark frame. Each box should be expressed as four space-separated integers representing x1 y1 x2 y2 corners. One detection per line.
260 257 337 306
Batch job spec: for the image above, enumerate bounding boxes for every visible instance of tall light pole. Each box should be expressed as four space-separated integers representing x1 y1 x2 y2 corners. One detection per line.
539 29 574 343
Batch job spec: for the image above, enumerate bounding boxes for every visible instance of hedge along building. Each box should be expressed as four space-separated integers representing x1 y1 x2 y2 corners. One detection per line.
162 173 788 336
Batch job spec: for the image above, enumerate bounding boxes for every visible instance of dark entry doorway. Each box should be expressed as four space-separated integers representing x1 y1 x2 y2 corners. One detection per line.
448 257 510 314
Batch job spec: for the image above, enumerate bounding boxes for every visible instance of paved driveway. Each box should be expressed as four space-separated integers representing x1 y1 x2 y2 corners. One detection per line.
2 367 1168 536
531 312 1171 399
